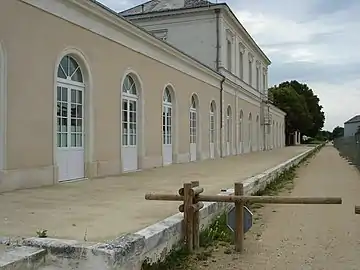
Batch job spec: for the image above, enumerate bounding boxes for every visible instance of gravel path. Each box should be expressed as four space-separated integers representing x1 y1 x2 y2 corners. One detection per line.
202 145 360 270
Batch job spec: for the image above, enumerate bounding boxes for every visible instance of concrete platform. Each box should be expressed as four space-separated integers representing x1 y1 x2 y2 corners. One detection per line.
0 245 45 270
0 146 311 242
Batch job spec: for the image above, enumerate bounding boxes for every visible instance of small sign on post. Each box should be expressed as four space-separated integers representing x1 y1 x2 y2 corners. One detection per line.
227 205 253 234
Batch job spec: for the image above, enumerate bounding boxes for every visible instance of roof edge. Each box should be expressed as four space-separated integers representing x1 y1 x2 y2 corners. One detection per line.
120 3 271 65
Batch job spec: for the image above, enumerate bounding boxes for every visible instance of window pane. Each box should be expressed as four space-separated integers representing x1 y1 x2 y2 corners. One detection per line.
57 87 62 101
77 91 82 104
60 56 69 76
72 69 83 83
123 100 128 111
61 88 67 102
69 57 78 77
61 118 67 132
130 123 136 134
57 103 61 117
76 105 82 118
61 103 67 117
76 119 82 132
57 133 61 147
71 119 76 132
122 122 128 134
57 118 61 132
71 104 76 118
57 66 66 79
129 100 136 111
71 133 76 147
61 133 68 147
71 90 76 103
122 134 128 146
130 112 136 123
122 110 128 122
76 134 82 147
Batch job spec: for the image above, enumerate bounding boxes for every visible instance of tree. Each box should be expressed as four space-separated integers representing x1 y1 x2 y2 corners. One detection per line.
332 126 344 138
268 85 312 144
277 80 325 137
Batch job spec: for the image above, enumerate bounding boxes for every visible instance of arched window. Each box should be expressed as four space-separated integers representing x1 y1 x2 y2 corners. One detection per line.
121 74 140 172
189 95 198 161
122 75 138 147
248 113 252 148
226 106 232 143
256 115 260 150
239 110 243 143
209 101 216 144
56 55 85 181
163 87 172 145
57 55 83 83
190 95 197 145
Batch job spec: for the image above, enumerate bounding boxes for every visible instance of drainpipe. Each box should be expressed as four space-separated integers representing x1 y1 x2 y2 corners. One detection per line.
215 8 225 157
219 75 225 157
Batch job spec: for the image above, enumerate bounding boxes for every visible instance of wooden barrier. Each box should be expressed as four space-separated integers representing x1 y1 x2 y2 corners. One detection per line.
145 181 342 253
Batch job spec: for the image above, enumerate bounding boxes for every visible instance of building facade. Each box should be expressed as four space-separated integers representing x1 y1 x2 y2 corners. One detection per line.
0 0 285 192
344 115 360 137
121 0 277 152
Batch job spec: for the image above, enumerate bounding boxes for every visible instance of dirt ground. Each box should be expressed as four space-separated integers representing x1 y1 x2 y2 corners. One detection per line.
199 145 360 270
0 146 310 241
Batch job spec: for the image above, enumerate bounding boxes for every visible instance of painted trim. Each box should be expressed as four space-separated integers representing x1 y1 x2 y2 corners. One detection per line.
0 41 7 170
120 68 146 170
53 47 94 180
20 0 223 88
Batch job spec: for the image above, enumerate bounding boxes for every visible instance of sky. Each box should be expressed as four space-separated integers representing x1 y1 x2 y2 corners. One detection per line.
99 0 360 131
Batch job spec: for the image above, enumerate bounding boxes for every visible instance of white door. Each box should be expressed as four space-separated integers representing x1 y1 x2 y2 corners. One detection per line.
190 110 197 161
122 98 138 172
209 108 215 159
56 55 85 182
162 104 172 165
56 84 85 181
121 75 139 172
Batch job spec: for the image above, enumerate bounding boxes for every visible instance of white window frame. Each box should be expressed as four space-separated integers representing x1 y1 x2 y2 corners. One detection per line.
163 88 172 145
209 103 215 143
239 43 245 80
190 97 197 144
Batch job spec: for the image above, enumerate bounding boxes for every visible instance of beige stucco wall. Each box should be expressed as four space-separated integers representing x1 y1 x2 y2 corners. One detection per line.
0 0 224 191
0 0 285 192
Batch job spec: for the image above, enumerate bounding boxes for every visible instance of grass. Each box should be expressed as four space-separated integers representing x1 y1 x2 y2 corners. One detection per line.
141 144 324 270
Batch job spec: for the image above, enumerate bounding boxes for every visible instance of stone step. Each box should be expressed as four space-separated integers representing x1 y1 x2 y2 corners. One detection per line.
0 245 46 270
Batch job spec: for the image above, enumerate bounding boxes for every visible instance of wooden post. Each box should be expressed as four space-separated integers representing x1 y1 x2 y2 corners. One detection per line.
184 183 194 252
191 181 200 250
234 182 244 252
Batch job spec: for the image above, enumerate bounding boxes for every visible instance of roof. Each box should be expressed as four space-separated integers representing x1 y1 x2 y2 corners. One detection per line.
119 1 271 64
88 0 222 78
344 115 360 124
120 0 214 15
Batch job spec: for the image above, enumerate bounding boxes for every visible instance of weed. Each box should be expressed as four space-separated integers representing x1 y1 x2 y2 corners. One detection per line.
141 246 191 270
36 229 48 238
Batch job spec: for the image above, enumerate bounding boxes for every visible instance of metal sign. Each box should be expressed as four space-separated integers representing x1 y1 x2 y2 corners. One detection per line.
226 206 253 234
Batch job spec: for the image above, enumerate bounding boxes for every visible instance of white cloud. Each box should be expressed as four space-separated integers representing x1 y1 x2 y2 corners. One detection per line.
235 7 360 130
310 80 360 130
99 0 360 131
